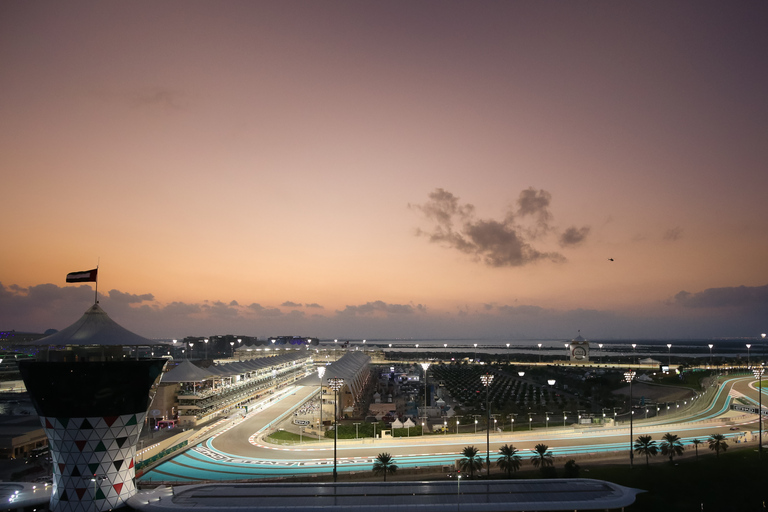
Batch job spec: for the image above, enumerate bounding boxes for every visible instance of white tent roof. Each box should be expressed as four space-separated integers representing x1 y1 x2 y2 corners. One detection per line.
161 360 216 383
30 304 162 347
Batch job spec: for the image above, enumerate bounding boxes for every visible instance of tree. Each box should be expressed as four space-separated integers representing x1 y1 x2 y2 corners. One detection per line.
659 433 685 463
564 459 580 478
708 433 728 458
691 439 702 461
496 444 522 478
372 452 398 481
633 435 658 467
459 445 483 479
530 444 554 474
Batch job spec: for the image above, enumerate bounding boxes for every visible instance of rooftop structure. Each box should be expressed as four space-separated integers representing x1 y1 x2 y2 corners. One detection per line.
129 479 642 511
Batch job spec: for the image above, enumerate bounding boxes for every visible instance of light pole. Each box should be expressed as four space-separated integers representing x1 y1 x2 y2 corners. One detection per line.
537 343 542 363
506 343 510 364
518 371 525 378
563 411 569 427
753 365 764 460
354 422 361 439
708 344 714 366
317 366 326 432
480 374 494 476
473 343 478 362
230 341 235 358
204 338 209 360
528 413 533 430
598 343 603 364
327 377 344 482
509 415 515 433
746 344 751 367
420 362 431 420
631 344 636 365
667 343 672 367
456 418 460 434
545 412 551 430
565 343 570 362
624 369 636 469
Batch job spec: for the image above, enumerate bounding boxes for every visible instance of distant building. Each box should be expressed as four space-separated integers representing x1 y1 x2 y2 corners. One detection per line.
568 333 590 362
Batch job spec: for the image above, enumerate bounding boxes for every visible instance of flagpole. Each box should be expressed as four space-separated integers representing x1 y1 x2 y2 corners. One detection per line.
95 260 99 304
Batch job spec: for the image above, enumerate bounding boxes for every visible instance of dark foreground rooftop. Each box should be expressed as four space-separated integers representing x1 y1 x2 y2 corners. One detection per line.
128 478 642 512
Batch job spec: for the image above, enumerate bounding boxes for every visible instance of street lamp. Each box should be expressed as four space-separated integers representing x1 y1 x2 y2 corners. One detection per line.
631 344 636 365
565 343 570 361
753 365 764 460
518 371 525 378
480 374 494 476
708 344 714 365
230 341 235 357
204 338 209 360
420 362 431 419
746 344 751 367
598 343 603 364
456 418 460 434
327 377 344 482
545 413 551 430
317 366 326 431
667 343 672 367
537 343 542 363
563 411 569 427
624 369 636 469
506 343 510 364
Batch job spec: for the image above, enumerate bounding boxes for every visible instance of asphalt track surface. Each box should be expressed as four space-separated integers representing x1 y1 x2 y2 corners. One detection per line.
140 375 765 484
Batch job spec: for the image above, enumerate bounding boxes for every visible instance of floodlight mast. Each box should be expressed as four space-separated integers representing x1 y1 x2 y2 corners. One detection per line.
327 377 344 482
624 370 636 469
480 374 495 475
754 366 764 460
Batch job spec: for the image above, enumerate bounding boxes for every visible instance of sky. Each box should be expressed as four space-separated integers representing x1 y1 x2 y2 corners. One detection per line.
2 1 768 341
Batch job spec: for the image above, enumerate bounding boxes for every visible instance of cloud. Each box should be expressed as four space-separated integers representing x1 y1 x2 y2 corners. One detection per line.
336 300 426 316
672 284 768 308
108 289 155 304
247 303 284 317
663 227 683 241
305 303 324 309
281 301 302 307
162 301 202 316
129 87 185 110
559 226 590 247
412 187 588 267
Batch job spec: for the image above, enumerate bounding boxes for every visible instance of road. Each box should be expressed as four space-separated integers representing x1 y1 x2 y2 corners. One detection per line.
139 374 764 483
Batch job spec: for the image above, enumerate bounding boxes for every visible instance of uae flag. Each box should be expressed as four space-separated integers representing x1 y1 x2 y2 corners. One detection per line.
66 268 98 283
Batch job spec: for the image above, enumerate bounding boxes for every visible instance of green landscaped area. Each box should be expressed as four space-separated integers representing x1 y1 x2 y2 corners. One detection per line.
566 446 766 511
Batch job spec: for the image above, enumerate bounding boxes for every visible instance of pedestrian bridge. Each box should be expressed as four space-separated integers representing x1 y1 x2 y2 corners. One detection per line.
129 478 641 511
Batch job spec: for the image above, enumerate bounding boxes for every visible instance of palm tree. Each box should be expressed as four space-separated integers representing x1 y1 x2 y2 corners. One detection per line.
530 444 554 474
659 433 685 463
691 439 702 461
708 433 728 458
459 445 483 479
372 452 398 481
633 435 658 467
496 444 522 478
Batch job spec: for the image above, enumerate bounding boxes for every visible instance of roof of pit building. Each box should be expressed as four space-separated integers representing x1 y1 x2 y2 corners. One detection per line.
161 352 311 383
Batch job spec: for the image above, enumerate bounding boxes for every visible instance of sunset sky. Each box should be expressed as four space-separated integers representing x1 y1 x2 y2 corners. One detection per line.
2 1 767 341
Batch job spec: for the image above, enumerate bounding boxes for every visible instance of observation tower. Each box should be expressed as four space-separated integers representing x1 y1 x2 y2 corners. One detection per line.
19 304 166 512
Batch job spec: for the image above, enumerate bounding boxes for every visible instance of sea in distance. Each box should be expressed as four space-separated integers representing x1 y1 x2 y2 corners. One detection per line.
321 337 763 361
